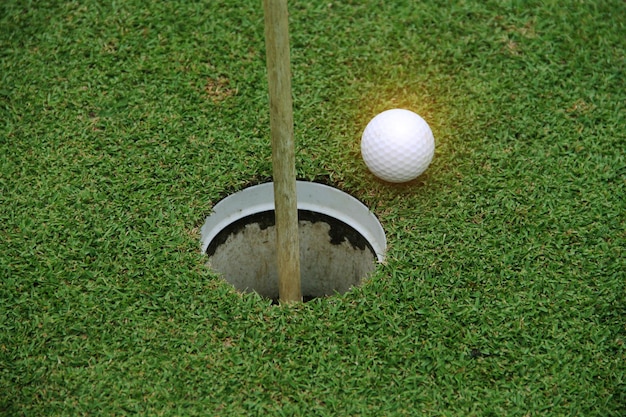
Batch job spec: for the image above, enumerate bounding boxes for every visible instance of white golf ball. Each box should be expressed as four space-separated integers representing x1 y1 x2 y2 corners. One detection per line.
361 109 435 183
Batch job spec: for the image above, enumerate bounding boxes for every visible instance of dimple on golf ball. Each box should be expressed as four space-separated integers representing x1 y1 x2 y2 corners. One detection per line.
361 109 435 183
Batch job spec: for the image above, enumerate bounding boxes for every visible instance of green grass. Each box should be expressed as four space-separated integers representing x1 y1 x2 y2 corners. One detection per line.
1 0 624 415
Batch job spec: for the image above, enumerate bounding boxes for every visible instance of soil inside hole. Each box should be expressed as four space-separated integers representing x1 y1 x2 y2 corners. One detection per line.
205 210 377 301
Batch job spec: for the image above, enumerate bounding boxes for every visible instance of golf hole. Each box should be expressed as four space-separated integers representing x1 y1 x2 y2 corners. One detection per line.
200 182 386 302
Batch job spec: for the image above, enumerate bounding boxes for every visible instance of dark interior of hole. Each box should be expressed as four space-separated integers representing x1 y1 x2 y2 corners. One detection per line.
205 209 376 259
269 295 318 305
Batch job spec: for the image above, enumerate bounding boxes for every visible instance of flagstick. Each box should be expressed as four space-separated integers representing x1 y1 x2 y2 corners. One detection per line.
263 0 302 303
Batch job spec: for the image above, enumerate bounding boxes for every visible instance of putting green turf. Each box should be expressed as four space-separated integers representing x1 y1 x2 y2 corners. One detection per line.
1 0 624 415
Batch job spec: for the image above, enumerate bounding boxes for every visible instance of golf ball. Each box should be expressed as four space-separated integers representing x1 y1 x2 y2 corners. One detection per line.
361 109 435 183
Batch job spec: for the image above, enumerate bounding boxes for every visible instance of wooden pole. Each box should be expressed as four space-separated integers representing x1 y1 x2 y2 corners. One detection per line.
263 0 302 303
